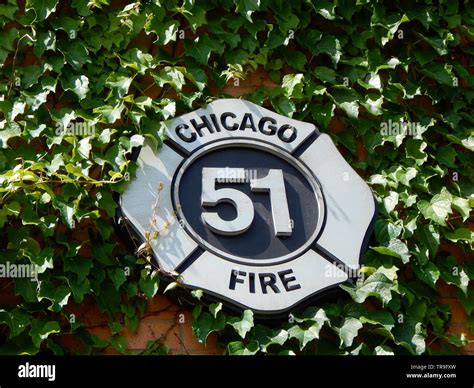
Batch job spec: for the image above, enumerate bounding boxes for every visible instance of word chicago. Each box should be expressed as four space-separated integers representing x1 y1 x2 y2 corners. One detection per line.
174 111 298 143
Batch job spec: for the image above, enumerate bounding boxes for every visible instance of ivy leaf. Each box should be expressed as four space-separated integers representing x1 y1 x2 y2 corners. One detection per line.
337 317 363 348
281 73 304 98
362 95 383 116
60 41 90 70
1 308 31 338
26 0 58 21
110 335 127 354
183 6 206 32
414 261 440 289
77 138 91 160
192 311 226 344
106 73 133 99
52 199 75 229
234 0 260 22
191 289 203 300
359 311 395 332
459 289 474 315
108 268 126 291
227 341 259 355
0 123 21 148
272 97 296 117
436 145 457 168
309 0 337 20
417 224 440 258
15 278 38 303
374 345 394 355
163 281 179 294
38 284 71 312
29 320 60 348
63 75 89 101
316 35 342 66
330 86 359 119
227 310 254 339
286 51 307 71
314 66 336 84
184 34 224 65
372 239 410 264
94 103 124 124
139 270 159 299
147 20 179 45
120 48 155 75
209 302 222 318
67 277 90 303
421 63 456 86
444 228 473 243
154 66 186 91
405 139 428 166
311 101 335 129
383 191 399 213
451 197 470 221
393 319 426 355
340 266 398 305
63 256 93 283
109 322 122 335
252 325 288 352
417 190 453 226
287 325 315 350
95 190 116 218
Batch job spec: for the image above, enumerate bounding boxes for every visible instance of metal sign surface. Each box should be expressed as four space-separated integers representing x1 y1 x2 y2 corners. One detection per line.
120 99 376 315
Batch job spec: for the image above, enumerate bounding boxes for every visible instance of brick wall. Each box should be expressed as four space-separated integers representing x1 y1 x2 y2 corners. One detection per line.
58 295 220 355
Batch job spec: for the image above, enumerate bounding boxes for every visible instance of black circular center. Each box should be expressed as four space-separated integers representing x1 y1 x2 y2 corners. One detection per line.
176 145 319 263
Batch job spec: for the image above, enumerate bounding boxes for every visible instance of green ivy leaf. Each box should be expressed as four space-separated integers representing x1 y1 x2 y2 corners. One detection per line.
139 270 159 299
393 320 426 355
281 73 304 98
337 317 363 348
417 189 453 226
209 302 222 318
26 0 59 21
372 238 410 264
192 311 226 344
29 320 60 348
108 268 126 291
184 34 225 65
227 340 259 355
227 310 254 339
330 86 359 119
444 228 473 243
234 0 260 22
341 266 398 305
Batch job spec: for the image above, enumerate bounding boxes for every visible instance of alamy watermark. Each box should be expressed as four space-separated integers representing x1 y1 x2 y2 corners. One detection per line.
0 262 40 281
216 167 258 184
324 263 363 280
55 121 95 136
380 119 422 137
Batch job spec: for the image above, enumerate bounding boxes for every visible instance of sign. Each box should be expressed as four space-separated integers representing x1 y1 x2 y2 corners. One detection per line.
119 99 376 315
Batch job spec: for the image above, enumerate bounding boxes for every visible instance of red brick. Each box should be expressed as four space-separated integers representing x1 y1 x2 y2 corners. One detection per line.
445 323 474 353
439 298 468 323
178 314 221 354
123 315 182 353
146 296 179 313
329 117 346 134
437 280 458 298
87 325 112 342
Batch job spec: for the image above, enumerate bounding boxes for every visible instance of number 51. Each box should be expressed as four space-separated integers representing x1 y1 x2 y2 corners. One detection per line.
201 167 292 237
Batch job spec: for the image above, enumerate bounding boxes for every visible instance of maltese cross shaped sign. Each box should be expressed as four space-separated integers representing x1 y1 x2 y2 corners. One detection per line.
119 99 376 316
